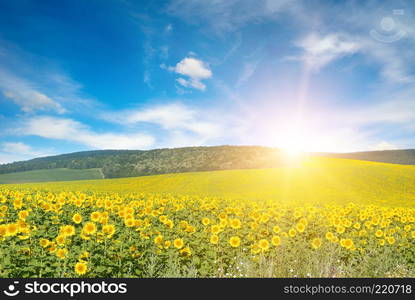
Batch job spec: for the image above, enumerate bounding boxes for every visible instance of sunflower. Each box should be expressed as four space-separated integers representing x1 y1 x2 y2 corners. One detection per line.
340 238 354 249
56 248 68 259
311 238 322 249
271 236 281 246
134 219 143 227
250 222 259 230
72 213 82 224
258 239 270 251
294 210 302 219
202 218 210 226
210 234 219 244
251 243 261 254
230 218 241 229
288 228 297 238
102 224 115 237
336 226 345 234
386 236 396 245
79 251 89 259
325 232 334 240
185 225 196 234
375 230 383 238
39 238 50 248
218 212 227 220
273 225 280 234
211 225 220 235
6 223 18 236
165 220 174 229
56 235 66 245
74 262 88 275
60 225 75 237
229 236 241 248
83 222 97 235
178 220 188 229
124 218 135 227
180 246 192 257
219 219 228 228
154 235 163 244
18 210 29 220
173 238 184 249
90 211 101 222
296 223 305 233
48 242 57 253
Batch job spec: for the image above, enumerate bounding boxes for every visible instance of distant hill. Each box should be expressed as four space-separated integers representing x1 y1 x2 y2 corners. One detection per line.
1 146 415 182
313 149 415 165
0 168 103 184
0 146 289 179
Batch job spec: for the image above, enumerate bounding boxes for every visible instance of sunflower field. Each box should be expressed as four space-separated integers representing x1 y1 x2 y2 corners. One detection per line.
0 187 415 278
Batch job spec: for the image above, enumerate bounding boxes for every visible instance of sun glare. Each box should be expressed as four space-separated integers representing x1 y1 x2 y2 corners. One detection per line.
282 144 304 158
272 126 307 158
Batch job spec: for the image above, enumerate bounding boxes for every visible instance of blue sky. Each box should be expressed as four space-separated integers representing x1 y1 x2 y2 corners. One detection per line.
0 0 415 163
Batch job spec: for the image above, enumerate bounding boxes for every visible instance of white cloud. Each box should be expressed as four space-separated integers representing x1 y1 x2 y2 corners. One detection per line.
164 57 212 91
143 70 153 89
176 77 206 90
159 45 169 59
0 69 66 114
2 142 35 155
290 2 415 83
2 89 65 114
173 57 212 79
18 116 155 150
165 24 173 33
236 61 259 87
104 103 224 146
373 141 397 151
295 33 360 71
0 142 54 164
0 40 96 114
123 103 195 129
166 0 301 34
359 38 415 83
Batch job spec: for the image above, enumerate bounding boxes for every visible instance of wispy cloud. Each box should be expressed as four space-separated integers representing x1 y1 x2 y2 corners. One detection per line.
0 67 66 114
2 142 51 157
293 32 360 71
165 24 173 33
0 142 55 164
0 39 96 114
17 116 155 150
166 0 301 34
105 102 223 145
236 60 259 87
373 141 397 151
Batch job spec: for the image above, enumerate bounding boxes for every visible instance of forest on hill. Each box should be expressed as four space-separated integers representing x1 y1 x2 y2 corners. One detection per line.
0 146 288 178
1 146 415 179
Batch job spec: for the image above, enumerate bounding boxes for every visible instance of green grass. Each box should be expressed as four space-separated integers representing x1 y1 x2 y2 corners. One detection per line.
5 157 415 207
0 168 104 184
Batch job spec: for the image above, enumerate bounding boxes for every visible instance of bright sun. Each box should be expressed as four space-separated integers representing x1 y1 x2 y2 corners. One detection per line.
274 127 307 157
